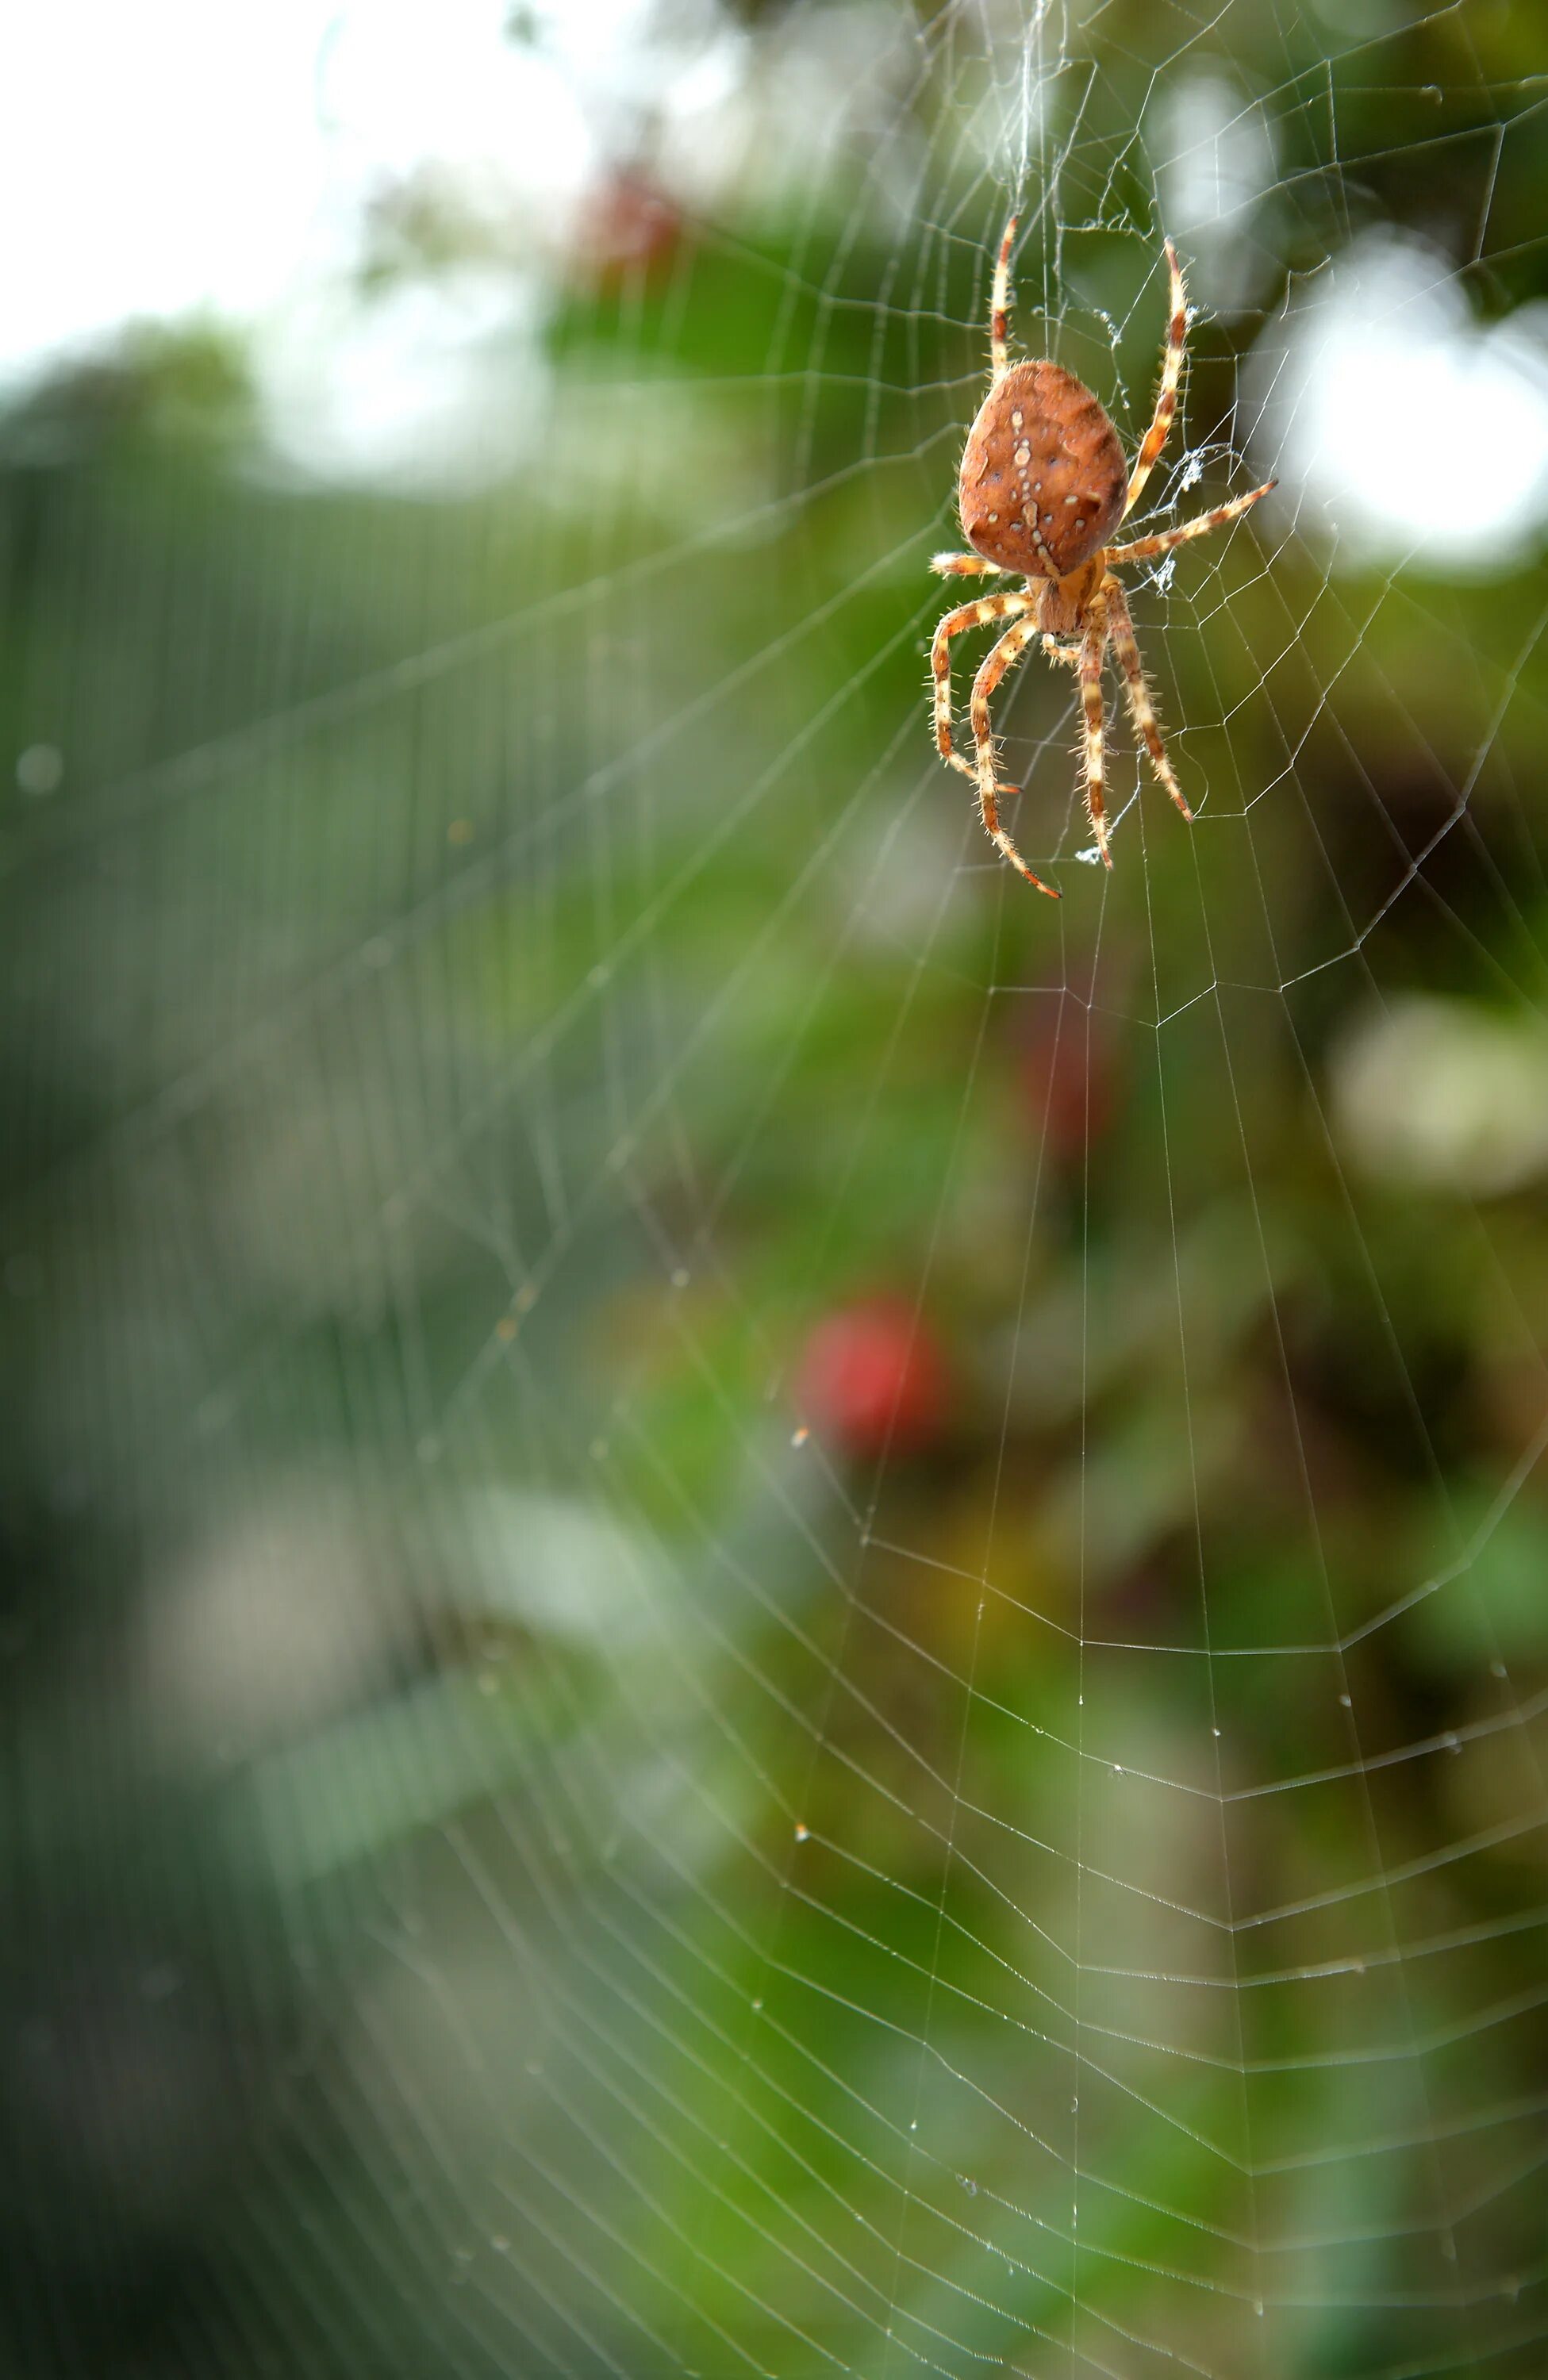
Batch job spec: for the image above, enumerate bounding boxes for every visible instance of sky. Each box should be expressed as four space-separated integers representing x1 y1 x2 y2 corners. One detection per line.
6 1 1548 561
3 0 613 478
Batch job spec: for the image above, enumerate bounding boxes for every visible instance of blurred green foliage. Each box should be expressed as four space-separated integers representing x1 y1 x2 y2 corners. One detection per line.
6 3 1548 2376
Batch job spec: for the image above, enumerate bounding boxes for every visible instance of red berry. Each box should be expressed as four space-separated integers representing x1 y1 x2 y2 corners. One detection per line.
793 1298 948 1458
574 168 681 282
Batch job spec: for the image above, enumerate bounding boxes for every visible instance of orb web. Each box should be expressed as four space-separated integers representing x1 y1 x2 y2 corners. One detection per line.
6 3 1548 2377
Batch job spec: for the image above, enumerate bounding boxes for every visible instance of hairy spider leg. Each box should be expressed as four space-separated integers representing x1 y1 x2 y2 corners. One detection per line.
969 615 1059 896
931 591 1031 781
930 551 1009 578
1124 240 1188 521
1078 609 1112 866
1109 480 1276 566
990 212 1017 378
1103 576 1191 823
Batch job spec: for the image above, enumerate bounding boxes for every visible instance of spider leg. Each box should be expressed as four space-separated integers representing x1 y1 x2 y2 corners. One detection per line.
931 591 1031 781
1108 479 1276 566
931 551 1010 579
1103 576 1190 824
1077 611 1112 868
968 615 1060 897
1041 635 1081 670
1124 240 1187 520
990 212 1017 379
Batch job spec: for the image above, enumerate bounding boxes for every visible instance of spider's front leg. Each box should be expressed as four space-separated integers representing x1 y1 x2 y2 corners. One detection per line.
1124 240 1188 520
1108 479 1275 567
930 590 1029 784
990 211 1017 378
968 616 1060 897
930 552 1007 578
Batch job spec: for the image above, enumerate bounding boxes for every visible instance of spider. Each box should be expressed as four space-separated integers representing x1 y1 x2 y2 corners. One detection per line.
930 217 1276 896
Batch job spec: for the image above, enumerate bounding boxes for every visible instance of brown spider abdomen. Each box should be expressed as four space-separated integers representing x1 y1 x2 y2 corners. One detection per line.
958 359 1127 579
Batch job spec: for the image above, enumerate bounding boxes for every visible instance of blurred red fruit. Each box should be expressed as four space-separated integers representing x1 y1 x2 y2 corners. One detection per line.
793 1298 949 1458
574 167 682 282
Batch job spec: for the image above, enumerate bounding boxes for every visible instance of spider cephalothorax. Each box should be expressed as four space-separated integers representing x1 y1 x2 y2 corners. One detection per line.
930 216 1276 896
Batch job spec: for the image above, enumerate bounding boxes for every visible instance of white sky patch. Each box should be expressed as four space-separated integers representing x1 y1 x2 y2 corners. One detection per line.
3 0 922 486
259 269 551 492
317 0 602 209
0 0 336 382
0 0 685 486
1257 231 1548 573
1156 74 1277 314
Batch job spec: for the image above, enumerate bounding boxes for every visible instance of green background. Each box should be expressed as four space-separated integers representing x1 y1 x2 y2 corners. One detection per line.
5 2 1548 2374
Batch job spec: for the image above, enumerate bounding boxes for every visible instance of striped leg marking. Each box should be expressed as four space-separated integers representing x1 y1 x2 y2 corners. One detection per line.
1103 577 1190 823
931 593 1029 781
1109 479 1277 567
990 213 1017 379
930 551 1005 579
969 616 1059 897
1124 239 1187 521
1078 614 1111 867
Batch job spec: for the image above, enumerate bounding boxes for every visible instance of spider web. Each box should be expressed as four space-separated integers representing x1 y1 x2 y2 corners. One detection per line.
6 3 1548 2377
